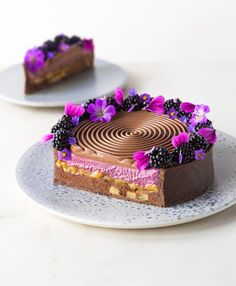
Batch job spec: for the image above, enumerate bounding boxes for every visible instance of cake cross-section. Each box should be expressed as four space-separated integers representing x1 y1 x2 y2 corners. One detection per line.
23 34 94 94
42 88 217 207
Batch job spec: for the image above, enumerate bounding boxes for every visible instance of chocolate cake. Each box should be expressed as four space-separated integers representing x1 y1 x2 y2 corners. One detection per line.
42 88 217 207
24 34 94 94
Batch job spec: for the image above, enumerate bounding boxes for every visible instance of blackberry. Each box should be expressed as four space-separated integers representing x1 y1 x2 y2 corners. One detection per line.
82 98 96 109
194 119 212 132
51 115 74 133
69 36 81 45
148 147 171 168
43 40 57 52
54 34 70 45
189 133 209 151
106 96 121 111
164 98 181 112
177 110 192 123
52 129 70 151
171 142 195 164
122 95 142 111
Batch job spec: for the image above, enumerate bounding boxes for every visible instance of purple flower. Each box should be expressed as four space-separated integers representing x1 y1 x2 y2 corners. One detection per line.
72 116 80 126
68 137 76 145
129 88 136 96
172 132 189 148
58 42 70 53
190 104 210 126
64 102 85 117
58 148 72 161
167 108 178 120
133 150 149 171
180 115 187 124
198 128 217 144
41 133 54 143
47 51 54 59
87 98 116 122
83 39 94 51
140 93 151 103
146 95 165 114
24 48 45 73
188 125 196 133
114 87 124 105
180 102 195 113
194 149 206 161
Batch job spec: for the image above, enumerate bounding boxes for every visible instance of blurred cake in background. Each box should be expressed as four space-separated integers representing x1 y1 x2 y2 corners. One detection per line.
23 34 94 94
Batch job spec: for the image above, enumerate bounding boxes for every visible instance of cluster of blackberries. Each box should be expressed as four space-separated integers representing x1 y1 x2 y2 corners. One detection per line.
51 115 74 133
148 147 171 168
194 119 212 132
51 115 76 151
148 133 209 168
189 133 209 151
52 129 70 151
121 95 145 111
164 98 181 112
39 34 82 60
164 98 193 123
171 142 195 164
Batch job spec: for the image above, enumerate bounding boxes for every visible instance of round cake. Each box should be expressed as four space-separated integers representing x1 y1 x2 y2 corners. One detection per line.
42 87 217 207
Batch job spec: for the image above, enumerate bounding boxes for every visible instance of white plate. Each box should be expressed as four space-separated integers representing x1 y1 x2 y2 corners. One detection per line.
16 131 236 229
0 59 127 107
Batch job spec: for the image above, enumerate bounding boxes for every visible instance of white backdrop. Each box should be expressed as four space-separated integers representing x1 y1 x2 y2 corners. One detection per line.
1 0 236 64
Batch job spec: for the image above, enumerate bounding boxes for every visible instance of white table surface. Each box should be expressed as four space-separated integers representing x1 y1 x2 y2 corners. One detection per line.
0 63 236 286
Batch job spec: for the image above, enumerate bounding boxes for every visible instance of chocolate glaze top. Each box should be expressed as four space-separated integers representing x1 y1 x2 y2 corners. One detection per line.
71 111 188 167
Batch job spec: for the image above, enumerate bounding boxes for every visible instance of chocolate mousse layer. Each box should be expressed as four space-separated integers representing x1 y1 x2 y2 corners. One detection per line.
24 45 94 94
54 111 214 207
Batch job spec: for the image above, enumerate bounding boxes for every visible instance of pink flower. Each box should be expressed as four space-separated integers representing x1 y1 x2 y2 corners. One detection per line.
114 87 124 105
64 102 85 117
146 95 165 114
133 151 149 171
180 102 196 113
198 128 217 144
172 132 189 148
41 133 54 143
83 39 94 51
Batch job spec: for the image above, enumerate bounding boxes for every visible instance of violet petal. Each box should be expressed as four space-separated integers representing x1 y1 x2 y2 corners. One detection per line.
172 132 189 148
104 105 116 116
146 95 165 114
180 102 195 113
114 87 124 105
133 151 150 171
198 128 217 144
41 133 53 143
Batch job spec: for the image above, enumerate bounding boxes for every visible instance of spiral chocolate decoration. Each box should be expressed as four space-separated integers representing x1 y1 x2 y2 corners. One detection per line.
73 111 188 159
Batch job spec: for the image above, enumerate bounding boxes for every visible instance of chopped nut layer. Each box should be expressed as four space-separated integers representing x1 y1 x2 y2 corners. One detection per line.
56 160 159 194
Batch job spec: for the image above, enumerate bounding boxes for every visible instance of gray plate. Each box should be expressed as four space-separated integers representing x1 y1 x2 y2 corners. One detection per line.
16 131 236 229
0 59 127 107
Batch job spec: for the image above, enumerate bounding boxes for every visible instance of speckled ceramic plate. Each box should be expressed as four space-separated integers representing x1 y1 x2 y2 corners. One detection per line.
0 59 127 107
16 131 236 229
